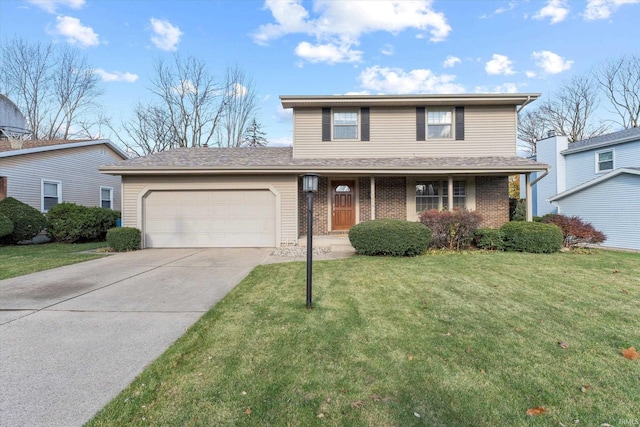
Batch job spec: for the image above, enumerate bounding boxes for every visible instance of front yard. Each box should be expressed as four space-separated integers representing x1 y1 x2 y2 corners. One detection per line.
88 250 640 426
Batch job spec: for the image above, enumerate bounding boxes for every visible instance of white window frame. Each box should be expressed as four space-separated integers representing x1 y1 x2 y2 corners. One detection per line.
333 110 359 140
41 179 62 213
426 108 454 140
595 149 614 173
415 179 466 213
100 186 114 209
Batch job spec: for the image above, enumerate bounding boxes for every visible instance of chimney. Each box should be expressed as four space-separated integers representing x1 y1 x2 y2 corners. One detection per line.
547 130 556 138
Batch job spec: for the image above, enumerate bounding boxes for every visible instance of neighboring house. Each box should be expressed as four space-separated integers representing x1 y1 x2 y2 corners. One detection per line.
100 93 548 248
0 139 127 212
531 127 640 250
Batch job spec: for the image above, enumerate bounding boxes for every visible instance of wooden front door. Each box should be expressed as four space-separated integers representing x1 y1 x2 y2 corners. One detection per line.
332 180 355 230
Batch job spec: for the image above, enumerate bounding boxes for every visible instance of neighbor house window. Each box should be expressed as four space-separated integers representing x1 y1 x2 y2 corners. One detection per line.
596 150 614 173
427 109 452 139
333 111 358 139
42 179 61 212
415 180 466 212
100 186 113 209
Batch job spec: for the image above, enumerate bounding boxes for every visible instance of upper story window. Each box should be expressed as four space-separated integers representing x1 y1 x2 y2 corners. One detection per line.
101 186 113 209
427 110 453 139
333 111 358 139
42 179 61 212
596 150 614 173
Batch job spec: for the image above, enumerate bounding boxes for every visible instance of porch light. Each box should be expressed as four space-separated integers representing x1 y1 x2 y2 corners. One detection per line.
301 174 319 309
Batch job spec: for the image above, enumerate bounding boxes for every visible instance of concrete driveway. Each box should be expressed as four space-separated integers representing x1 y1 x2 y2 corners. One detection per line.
0 248 272 427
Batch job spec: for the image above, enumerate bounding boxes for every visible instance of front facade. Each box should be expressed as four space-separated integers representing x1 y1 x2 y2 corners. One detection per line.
102 94 548 249
0 139 126 212
534 128 640 250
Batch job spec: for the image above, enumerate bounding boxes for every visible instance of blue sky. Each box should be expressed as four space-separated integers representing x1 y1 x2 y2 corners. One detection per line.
0 0 638 146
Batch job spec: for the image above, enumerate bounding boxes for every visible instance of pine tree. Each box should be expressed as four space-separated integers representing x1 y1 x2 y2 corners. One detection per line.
242 118 268 147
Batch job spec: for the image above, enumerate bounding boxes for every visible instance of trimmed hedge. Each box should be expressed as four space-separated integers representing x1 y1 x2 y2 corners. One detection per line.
106 227 141 252
46 203 120 243
0 214 14 238
474 228 505 250
0 197 46 244
348 219 431 257
500 221 563 253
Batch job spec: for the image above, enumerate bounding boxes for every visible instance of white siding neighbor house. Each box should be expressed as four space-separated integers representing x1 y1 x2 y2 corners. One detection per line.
0 139 127 212
532 127 640 250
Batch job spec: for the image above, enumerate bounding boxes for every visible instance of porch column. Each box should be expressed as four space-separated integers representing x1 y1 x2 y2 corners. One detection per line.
370 176 376 219
525 173 533 222
447 176 453 211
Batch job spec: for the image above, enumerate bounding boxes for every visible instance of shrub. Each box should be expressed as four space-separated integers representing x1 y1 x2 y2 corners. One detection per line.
511 199 526 221
474 228 505 250
106 227 141 252
0 197 46 244
0 214 14 238
348 219 431 257
47 203 120 243
419 209 483 250
500 221 563 253
541 214 606 248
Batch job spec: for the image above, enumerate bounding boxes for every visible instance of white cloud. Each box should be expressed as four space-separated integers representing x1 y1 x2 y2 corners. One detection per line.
50 16 99 47
526 70 537 78
583 0 640 20
172 80 197 95
495 1 517 14
27 0 84 13
231 83 248 97
485 54 515 75
150 18 183 51
94 68 138 83
474 83 520 93
532 50 573 74
253 0 451 64
534 0 570 23
380 43 394 56
358 66 465 94
294 41 362 64
443 55 461 68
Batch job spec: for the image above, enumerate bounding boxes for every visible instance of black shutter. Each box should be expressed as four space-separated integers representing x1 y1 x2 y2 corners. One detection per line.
416 107 425 141
361 107 370 141
455 106 465 140
322 107 331 141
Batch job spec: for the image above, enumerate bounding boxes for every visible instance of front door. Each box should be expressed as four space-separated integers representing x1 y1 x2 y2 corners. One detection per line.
332 180 355 230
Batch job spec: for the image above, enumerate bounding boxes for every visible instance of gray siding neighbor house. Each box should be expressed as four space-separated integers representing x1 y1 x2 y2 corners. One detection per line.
100 93 548 249
0 139 127 212
532 127 640 251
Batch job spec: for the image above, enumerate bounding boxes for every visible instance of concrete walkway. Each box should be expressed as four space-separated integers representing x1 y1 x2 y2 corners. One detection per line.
0 248 272 427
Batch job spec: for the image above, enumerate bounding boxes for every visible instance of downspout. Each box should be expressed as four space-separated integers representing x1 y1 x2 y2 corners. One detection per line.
516 95 534 113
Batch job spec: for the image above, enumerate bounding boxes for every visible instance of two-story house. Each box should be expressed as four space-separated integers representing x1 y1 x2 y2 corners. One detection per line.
100 94 548 248
531 127 640 250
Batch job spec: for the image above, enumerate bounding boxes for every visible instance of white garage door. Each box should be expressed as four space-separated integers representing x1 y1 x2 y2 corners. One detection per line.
144 190 276 248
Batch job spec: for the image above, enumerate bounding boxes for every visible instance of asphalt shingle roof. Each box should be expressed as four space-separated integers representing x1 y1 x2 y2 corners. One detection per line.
0 139 92 152
565 127 640 153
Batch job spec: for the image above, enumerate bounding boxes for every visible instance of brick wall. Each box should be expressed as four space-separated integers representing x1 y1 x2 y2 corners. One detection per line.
298 176 329 236
375 177 406 219
359 177 371 222
475 176 509 228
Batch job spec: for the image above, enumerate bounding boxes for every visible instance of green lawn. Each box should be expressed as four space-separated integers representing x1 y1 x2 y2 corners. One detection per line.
0 242 108 280
88 250 640 426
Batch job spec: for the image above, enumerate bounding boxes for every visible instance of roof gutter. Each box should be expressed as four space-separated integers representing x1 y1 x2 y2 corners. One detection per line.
516 95 535 113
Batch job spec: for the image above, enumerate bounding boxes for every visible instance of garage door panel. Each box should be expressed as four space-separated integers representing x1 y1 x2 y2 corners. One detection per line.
144 190 276 248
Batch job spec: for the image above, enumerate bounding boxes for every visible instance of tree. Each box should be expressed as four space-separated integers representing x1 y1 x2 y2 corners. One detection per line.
517 108 548 156
595 54 640 129
113 56 260 155
242 118 268 147
0 38 104 140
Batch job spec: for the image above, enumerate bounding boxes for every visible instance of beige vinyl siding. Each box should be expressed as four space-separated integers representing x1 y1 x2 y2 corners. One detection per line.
1 145 122 211
121 174 298 246
292 105 517 158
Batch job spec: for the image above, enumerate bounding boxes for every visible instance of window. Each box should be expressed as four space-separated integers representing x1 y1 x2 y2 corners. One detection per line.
100 186 113 209
596 150 614 173
415 180 466 212
42 179 61 212
333 111 358 139
427 109 452 139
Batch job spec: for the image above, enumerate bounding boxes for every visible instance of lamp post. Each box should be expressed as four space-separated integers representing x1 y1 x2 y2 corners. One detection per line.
302 174 319 309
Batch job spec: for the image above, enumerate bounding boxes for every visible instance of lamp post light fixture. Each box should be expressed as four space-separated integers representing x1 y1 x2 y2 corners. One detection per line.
302 174 319 309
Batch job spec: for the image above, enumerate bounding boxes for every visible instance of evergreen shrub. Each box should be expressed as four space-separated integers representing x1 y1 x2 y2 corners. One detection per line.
106 227 141 252
0 197 46 244
500 221 563 253
348 219 431 257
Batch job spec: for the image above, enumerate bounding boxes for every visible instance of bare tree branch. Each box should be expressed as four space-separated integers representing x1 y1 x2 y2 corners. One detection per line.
595 54 640 128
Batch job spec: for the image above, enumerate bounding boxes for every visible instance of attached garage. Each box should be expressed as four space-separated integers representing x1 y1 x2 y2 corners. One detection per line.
143 189 276 248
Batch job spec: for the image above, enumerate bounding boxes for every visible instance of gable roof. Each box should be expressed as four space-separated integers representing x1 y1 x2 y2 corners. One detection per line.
0 139 128 159
548 167 640 202
100 146 547 176
562 127 640 155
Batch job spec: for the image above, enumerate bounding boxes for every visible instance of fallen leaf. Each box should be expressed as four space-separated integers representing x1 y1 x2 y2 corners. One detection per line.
581 385 590 393
558 341 570 349
341 389 348 394
480 369 486 375
526 407 546 416
326 397 332 403
414 412 421 418
317 413 324 418
622 347 639 360
601 423 612 426
241 391 247 395
612 270 619 274
245 407 252 415
621 289 629 294
369 393 381 401
514 327 522 333
408 355 414 361
465 347 472 353
350 400 364 409
382 396 396 403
